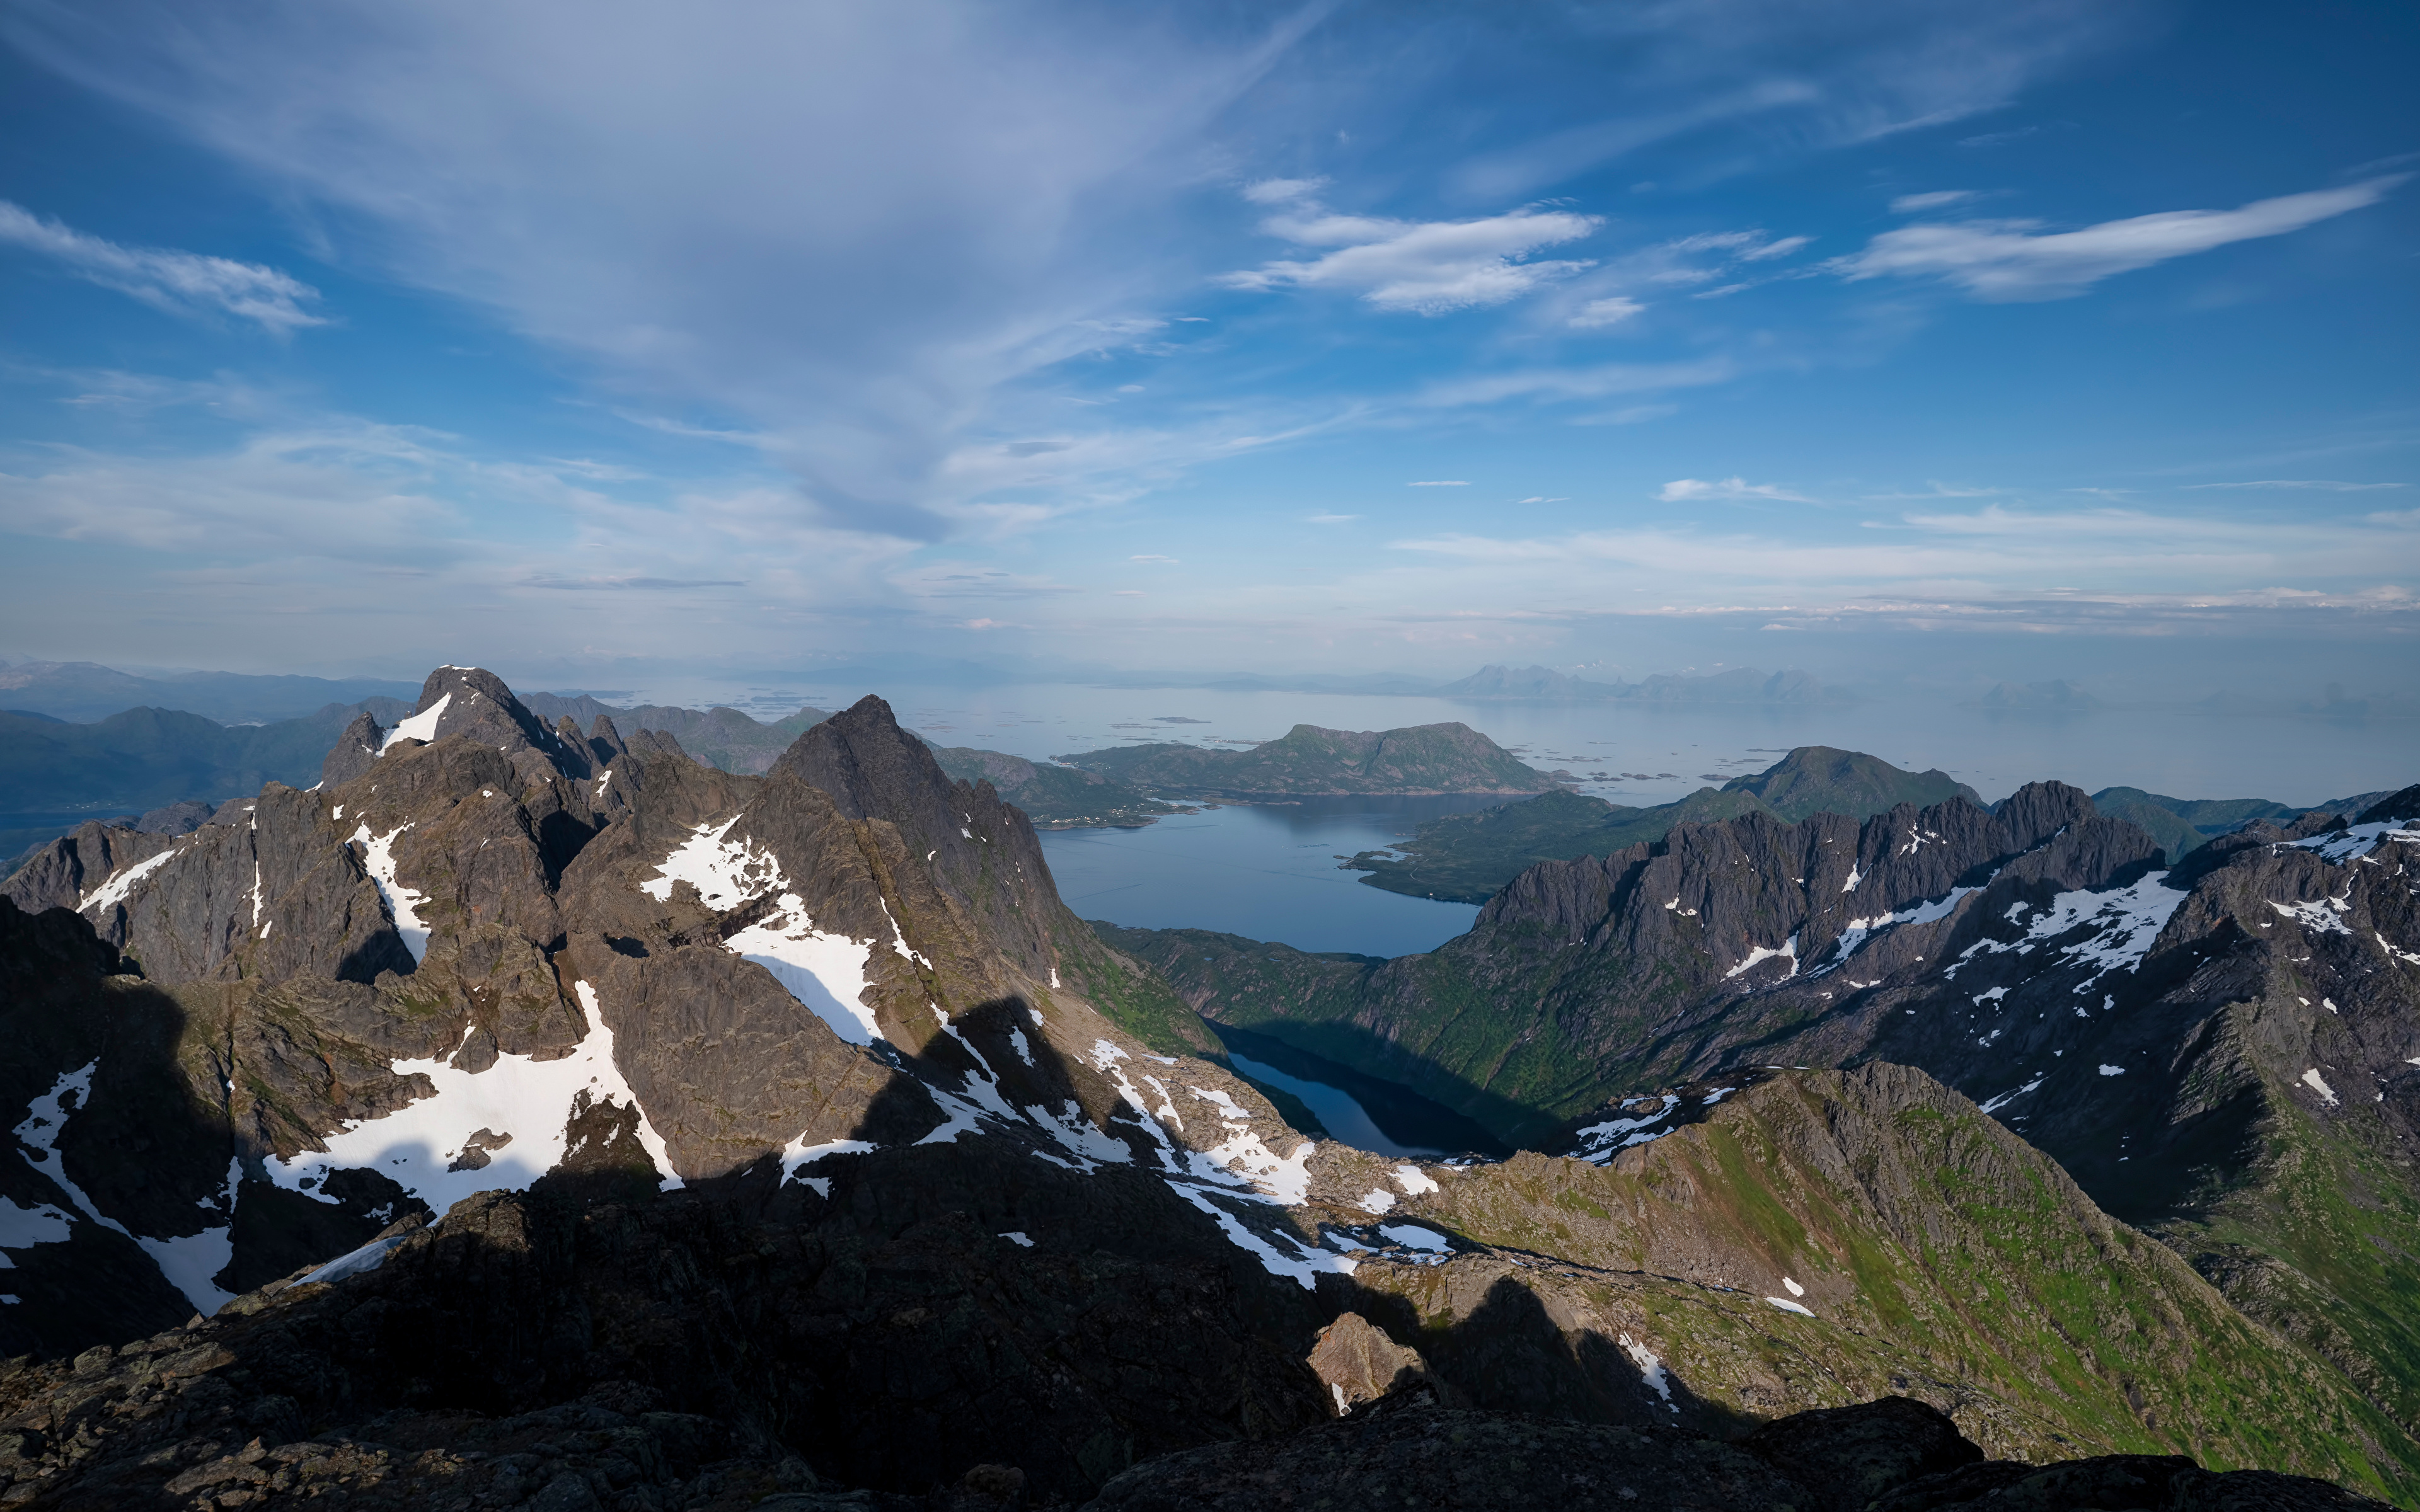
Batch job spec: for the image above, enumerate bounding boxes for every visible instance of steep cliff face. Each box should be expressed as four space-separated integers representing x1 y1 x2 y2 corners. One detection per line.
1121 783 2141 1143
0 669 1301 1362
1116 781 2420 1474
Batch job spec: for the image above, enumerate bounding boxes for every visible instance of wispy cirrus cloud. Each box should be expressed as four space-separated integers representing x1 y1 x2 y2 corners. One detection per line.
519 574 743 590
1889 190 1984 212
1447 0 2142 201
1864 481 2002 499
0 200 325 334
1218 181 1602 315
1567 296 1644 329
2183 479 2406 491
1831 176 2406 300
1659 476 1814 503
1417 357 1735 410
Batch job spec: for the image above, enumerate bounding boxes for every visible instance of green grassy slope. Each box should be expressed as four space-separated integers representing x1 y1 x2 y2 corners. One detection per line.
1373 1067 2420 1502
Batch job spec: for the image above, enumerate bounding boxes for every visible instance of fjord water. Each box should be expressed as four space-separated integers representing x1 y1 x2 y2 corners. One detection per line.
1036 794 1487 956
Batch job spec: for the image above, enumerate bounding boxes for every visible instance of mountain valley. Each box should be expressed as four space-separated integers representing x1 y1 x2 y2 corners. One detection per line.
0 667 2412 1507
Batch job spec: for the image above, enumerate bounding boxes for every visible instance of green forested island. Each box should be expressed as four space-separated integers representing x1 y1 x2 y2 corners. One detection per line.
1058 719 1560 797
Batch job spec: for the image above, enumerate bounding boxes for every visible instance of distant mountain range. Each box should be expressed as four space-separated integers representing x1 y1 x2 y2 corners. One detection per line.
1973 679 2101 710
0 701 413 863
1437 663 1848 704
0 658 420 724
518 691 827 774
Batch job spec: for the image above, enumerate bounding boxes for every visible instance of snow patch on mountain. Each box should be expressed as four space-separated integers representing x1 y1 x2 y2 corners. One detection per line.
79 847 180 916
1956 871 2186 990
2293 821 2420 865
1815 885 1983 975
12 1063 238 1314
1978 1075 2045 1114
2271 897 2354 937
1622 1334 1677 1411
1166 1183 1356 1291
268 988 680 1213
725 902 883 1045
1574 1098 1678 1162
0 1196 74 1258
643 820 885 1045
353 823 432 965
379 692 451 752
641 815 780 908
1726 934 1799 981
781 1135 876 1194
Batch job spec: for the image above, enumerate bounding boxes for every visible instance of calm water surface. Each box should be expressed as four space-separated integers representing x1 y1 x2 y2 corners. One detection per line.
1037 795 1485 957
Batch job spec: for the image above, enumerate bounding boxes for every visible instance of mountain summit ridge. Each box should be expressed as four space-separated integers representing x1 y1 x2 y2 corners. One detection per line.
1 666 2414 1504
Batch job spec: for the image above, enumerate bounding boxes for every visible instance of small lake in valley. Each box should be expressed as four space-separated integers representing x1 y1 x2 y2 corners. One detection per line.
1034 794 1489 958
1215 1025 1513 1160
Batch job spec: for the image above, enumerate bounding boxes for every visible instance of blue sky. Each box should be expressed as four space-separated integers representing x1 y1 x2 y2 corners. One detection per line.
1 0 2414 698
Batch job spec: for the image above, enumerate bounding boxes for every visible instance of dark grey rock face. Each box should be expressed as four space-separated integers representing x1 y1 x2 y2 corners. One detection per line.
0 821 180 915
1088 1387 1810 1510
2360 783 2420 823
390 664 593 778
1089 1390 2389 1512
132 799 217 835
319 709 384 788
0 665 1236 1369
0 1143 1332 1508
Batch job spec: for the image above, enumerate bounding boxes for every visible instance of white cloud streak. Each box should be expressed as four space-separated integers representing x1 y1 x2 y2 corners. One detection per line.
1569 296 1644 329
1382 503 2420 612
1219 194 1603 314
1889 190 1983 213
0 200 325 334
1833 177 2406 300
2184 479 2406 491
1659 477 1814 503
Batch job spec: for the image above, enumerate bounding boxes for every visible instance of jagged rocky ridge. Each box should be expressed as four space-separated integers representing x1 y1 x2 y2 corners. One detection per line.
3 670 2414 1505
1115 777 2420 1490
1347 746 1981 903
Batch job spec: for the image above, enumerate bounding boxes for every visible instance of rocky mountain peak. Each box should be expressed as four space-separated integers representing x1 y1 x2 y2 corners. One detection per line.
388 665 587 776
316 665 596 789
772 693 954 825
1720 745 1981 821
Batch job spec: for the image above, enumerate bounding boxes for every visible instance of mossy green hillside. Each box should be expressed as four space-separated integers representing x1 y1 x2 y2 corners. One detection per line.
1380 1066 2420 1503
